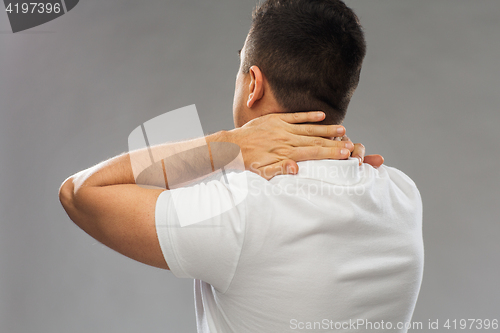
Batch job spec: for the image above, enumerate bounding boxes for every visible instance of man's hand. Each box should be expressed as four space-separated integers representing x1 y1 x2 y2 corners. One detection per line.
223 111 384 180
341 136 385 168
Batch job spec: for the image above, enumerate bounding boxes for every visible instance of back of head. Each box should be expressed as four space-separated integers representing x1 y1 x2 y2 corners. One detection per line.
243 0 366 125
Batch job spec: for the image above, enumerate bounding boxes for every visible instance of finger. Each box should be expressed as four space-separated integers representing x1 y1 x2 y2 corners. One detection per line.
289 146 351 162
339 136 354 152
340 136 354 152
350 143 365 166
364 154 384 168
258 160 298 180
288 123 346 138
277 111 325 124
332 135 348 142
291 135 354 150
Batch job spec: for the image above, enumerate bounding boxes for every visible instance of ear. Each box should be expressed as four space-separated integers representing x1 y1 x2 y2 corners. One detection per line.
247 66 265 108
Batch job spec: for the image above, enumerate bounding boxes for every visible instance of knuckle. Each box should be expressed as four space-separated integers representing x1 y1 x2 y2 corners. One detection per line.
276 137 290 144
276 147 293 157
312 138 323 146
274 133 291 144
266 114 277 123
345 141 355 150
305 125 314 135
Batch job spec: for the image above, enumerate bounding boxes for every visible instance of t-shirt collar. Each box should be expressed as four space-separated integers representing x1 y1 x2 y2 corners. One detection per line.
295 157 361 185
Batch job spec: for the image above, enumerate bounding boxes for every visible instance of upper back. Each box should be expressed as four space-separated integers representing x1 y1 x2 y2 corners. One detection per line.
217 158 424 332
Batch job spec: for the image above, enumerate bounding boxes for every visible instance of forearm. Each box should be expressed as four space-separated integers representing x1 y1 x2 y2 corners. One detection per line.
63 111 365 195
57 111 378 270
67 130 231 193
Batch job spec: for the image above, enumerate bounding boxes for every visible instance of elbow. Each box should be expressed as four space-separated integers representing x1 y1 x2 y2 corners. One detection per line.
58 177 75 211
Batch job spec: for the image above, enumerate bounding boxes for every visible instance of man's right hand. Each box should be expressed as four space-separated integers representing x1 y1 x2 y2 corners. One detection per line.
219 111 384 180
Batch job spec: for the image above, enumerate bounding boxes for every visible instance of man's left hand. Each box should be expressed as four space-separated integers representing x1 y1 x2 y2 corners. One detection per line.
225 111 384 180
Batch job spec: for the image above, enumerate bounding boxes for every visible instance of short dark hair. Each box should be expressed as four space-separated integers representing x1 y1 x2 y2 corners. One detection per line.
242 0 366 125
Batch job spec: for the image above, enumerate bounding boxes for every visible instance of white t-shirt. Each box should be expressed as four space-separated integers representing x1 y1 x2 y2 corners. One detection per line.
155 157 424 333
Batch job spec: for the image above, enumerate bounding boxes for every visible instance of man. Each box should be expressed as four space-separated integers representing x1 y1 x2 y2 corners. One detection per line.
59 0 423 332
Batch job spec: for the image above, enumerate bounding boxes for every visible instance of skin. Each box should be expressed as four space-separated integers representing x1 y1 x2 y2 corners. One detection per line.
59 32 384 270
233 36 384 171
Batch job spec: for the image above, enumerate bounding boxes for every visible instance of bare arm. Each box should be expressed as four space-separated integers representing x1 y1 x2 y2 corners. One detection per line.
58 111 381 269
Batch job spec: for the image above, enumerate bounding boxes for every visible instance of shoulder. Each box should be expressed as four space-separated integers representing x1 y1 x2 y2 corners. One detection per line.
375 164 421 198
369 164 423 221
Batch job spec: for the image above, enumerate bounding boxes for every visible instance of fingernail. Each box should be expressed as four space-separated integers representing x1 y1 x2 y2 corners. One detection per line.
337 127 344 134
340 149 349 155
345 142 353 149
316 112 324 119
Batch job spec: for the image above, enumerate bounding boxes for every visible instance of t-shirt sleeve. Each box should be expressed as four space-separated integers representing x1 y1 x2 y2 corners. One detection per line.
154 173 248 293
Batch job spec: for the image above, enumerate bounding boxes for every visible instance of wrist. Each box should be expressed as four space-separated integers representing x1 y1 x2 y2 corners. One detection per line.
206 129 236 145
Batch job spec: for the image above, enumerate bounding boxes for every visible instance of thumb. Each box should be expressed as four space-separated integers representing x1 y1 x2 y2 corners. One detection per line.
259 160 298 180
282 160 299 175
363 154 384 168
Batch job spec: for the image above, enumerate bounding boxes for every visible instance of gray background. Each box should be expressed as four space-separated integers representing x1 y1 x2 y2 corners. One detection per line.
1 0 499 332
